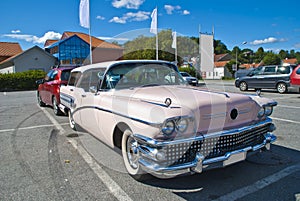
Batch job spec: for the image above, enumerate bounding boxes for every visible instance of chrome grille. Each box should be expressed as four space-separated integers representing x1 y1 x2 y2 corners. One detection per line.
166 123 270 167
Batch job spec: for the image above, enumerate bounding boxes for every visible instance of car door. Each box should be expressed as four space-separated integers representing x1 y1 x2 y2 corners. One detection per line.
259 66 277 89
245 67 262 88
42 69 58 104
75 69 102 135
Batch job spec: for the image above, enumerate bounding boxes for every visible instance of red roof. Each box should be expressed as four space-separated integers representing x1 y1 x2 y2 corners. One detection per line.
44 39 58 47
282 58 297 65
0 42 22 57
214 61 229 68
61 31 122 49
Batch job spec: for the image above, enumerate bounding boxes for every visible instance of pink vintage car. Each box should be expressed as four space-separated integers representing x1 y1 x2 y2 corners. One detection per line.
59 60 277 179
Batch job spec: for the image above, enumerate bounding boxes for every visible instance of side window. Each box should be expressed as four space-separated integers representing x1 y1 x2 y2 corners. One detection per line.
77 69 104 92
277 66 291 74
49 70 58 80
263 66 276 75
68 72 81 86
250 67 263 76
78 71 92 92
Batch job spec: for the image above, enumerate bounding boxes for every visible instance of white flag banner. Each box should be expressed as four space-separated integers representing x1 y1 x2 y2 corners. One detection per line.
150 8 157 34
172 31 177 49
79 0 90 28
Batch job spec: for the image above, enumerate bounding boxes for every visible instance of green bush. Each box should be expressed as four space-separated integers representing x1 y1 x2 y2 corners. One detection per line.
0 70 46 92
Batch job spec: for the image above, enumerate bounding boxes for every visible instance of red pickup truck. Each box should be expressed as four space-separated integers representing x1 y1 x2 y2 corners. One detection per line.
36 66 77 115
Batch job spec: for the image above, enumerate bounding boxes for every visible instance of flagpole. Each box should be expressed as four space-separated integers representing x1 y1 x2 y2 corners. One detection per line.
88 1 92 64
175 32 177 64
155 6 158 60
150 7 158 60
79 0 92 64
156 31 158 60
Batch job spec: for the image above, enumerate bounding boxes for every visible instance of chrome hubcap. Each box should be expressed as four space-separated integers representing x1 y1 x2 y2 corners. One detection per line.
126 136 139 169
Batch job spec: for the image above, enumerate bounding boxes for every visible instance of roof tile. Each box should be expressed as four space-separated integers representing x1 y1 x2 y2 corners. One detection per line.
0 42 22 57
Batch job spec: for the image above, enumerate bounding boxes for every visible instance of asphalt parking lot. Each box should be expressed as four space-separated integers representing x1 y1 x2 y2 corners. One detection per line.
0 80 299 201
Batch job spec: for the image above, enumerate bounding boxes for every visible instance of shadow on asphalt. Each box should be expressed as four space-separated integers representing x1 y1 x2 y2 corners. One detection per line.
140 144 300 201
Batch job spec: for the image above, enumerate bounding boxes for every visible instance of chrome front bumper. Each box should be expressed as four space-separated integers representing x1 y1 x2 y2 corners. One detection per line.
133 118 276 178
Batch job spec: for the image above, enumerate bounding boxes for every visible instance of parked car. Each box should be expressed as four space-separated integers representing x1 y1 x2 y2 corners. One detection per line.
235 65 294 93
180 71 199 86
60 60 277 179
36 66 77 115
290 64 300 92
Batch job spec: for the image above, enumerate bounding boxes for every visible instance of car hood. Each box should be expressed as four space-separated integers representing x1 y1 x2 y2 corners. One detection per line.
109 85 275 134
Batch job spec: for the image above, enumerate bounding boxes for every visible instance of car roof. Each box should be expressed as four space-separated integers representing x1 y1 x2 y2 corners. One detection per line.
71 60 175 73
52 65 79 71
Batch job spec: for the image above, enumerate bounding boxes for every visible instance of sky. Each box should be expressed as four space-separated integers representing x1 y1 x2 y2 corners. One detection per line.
1 0 300 53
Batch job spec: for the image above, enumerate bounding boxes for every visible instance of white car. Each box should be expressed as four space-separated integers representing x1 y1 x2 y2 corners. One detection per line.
59 60 277 179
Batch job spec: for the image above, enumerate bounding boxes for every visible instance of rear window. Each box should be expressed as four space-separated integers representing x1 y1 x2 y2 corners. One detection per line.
296 68 300 75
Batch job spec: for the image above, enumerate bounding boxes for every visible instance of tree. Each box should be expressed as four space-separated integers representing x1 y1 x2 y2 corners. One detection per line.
254 47 265 63
278 50 289 60
263 52 281 65
214 40 229 54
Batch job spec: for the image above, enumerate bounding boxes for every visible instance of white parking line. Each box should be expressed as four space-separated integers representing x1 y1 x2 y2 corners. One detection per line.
277 105 300 109
40 107 132 201
0 123 69 133
272 117 300 124
214 163 300 201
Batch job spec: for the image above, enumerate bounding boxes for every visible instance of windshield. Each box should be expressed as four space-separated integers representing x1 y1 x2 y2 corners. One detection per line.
101 62 186 90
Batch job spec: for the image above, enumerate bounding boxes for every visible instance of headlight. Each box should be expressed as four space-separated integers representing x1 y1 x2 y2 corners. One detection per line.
257 107 265 118
264 106 273 116
177 118 189 132
162 120 175 136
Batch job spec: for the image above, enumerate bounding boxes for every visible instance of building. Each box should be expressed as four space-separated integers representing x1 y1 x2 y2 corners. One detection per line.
282 58 298 66
0 45 57 73
199 33 214 79
0 42 22 63
45 31 123 65
213 53 233 79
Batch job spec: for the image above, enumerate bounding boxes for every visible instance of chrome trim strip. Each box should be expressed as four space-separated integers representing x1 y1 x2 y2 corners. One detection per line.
72 105 161 127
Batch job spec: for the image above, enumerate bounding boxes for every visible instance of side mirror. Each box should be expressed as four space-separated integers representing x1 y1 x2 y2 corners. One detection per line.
36 79 44 85
89 86 97 93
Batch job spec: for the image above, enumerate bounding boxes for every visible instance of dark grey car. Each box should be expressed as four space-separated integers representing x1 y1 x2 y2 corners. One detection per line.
235 65 293 93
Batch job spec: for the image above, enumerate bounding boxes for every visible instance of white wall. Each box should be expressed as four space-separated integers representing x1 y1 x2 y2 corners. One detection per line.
0 66 14 74
200 34 214 76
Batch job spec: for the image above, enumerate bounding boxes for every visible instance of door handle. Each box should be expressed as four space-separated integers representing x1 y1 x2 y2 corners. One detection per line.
81 94 86 98
70 89 73 91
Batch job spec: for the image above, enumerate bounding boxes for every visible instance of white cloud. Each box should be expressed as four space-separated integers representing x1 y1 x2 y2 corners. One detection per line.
96 15 105 20
112 0 145 9
109 16 126 24
11 30 21 34
164 5 181 15
250 37 278 45
182 10 190 15
98 36 129 43
109 11 150 24
3 31 61 44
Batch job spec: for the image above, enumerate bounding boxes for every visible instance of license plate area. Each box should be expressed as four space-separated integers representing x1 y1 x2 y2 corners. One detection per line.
223 151 246 166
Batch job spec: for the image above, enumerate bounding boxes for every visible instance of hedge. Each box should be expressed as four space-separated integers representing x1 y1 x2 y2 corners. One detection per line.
0 70 46 92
